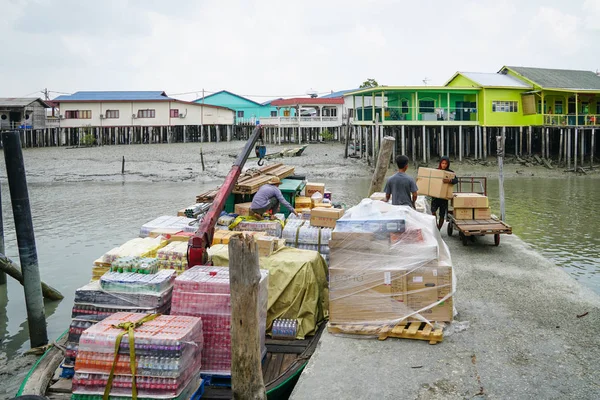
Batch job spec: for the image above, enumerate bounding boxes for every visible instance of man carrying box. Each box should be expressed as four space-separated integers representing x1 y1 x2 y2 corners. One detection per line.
384 155 418 208
431 156 458 230
250 177 298 219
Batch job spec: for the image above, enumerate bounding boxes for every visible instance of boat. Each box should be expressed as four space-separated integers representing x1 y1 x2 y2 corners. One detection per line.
16 127 325 400
16 323 325 400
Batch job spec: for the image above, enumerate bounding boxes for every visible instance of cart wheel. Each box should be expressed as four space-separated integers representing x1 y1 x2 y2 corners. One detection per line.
494 234 500 246
459 232 468 246
447 222 453 236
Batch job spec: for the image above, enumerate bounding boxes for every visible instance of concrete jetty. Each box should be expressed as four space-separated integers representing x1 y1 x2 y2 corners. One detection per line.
291 232 600 399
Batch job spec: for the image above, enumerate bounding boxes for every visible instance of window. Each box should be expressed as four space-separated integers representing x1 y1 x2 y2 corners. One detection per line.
419 100 435 113
105 110 119 119
331 108 337 117
270 111 277 117
400 100 409 114
492 101 518 113
65 110 91 119
137 109 155 118
237 110 244 118
283 110 290 117
170 109 179 118
348 109 354 118
554 101 563 114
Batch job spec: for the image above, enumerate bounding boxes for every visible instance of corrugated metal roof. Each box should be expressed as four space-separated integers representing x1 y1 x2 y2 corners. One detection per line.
0 98 51 108
460 72 531 88
504 66 600 90
271 98 344 106
320 89 359 98
53 91 170 102
194 90 264 106
261 98 281 106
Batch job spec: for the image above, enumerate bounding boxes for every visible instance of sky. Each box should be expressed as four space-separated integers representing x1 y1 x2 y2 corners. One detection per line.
1 0 599 102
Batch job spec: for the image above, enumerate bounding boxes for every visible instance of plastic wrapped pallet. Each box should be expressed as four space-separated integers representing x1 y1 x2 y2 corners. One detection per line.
328 199 455 335
73 312 203 399
156 241 189 272
100 237 168 264
171 266 269 375
139 216 198 238
233 219 283 238
282 217 331 261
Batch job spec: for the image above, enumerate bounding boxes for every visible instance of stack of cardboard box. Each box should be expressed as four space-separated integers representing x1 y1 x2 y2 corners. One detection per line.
327 200 454 331
452 193 491 220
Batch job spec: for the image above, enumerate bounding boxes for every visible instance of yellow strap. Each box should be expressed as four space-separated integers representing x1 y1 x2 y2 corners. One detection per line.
294 221 305 247
103 314 160 400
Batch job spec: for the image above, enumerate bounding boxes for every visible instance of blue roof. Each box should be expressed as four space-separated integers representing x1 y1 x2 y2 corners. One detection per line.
53 91 170 101
261 98 282 106
320 89 359 98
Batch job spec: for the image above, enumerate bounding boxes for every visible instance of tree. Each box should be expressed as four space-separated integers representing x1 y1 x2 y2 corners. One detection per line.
359 78 379 88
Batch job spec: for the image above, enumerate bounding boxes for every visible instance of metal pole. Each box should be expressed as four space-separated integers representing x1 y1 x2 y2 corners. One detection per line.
458 125 463 162
2 131 48 348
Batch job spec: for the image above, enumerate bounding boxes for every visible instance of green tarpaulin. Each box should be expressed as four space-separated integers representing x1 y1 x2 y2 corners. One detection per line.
208 245 328 339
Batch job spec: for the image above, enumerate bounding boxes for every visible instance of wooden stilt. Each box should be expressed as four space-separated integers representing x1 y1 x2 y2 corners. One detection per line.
591 128 595 168
401 125 405 156
458 126 463 162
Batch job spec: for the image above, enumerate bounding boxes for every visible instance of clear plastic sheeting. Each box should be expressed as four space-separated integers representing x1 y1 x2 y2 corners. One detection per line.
416 195 432 214
101 237 168 264
139 216 198 238
328 199 455 332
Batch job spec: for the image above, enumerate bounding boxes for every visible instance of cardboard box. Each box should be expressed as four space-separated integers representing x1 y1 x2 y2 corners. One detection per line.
313 202 332 208
329 267 410 324
407 265 453 322
390 228 424 244
294 196 312 209
305 183 326 197
474 207 491 220
212 230 266 245
454 208 473 220
452 193 489 208
256 236 286 257
234 202 253 216
335 218 405 234
369 192 388 202
310 207 344 228
416 168 455 199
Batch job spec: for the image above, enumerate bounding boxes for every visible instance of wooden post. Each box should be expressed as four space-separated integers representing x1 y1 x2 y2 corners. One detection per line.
528 126 532 156
422 125 426 163
482 127 487 160
121 156 125 174
592 128 595 168
581 128 585 166
547 128 551 160
440 126 445 157
574 128 578 171
411 127 416 162
344 114 351 159
0 180 5 284
2 131 49 348
229 235 267 400
368 136 396 197
567 129 571 169
558 129 564 165
458 126 463 162
401 125 406 156
496 134 506 222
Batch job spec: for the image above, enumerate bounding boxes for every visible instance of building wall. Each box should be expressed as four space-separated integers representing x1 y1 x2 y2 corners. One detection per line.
481 88 540 127
57 101 233 128
196 92 276 122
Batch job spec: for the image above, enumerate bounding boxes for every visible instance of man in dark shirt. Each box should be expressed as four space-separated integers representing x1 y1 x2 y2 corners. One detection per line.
384 155 418 208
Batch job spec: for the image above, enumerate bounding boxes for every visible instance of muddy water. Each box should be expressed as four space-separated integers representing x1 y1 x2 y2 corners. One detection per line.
0 143 598 397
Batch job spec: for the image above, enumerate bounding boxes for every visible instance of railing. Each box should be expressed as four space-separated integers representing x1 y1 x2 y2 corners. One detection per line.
259 116 342 126
0 121 34 130
355 106 478 123
543 114 599 126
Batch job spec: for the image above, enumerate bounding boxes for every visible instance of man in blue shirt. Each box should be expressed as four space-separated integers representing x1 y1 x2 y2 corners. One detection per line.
250 177 298 219
384 155 418 208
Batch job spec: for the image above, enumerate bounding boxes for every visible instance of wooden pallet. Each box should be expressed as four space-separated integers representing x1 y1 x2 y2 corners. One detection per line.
328 321 444 345
233 163 295 194
452 218 512 236
196 187 220 203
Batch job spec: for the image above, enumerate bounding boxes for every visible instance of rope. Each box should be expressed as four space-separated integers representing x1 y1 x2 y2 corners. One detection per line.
103 313 160 400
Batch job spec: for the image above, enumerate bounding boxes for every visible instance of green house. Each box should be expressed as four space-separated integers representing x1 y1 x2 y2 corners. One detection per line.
500 66 600 127
349 86 481 126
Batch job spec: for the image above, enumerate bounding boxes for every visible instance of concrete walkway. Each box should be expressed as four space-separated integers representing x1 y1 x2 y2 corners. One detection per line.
291 230 600 399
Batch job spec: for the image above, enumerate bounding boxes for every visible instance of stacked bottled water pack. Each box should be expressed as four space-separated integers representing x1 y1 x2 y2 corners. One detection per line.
73 312 203 398
171 266 269 375
156 241 189 272
100 270 176 293
282 218 331 262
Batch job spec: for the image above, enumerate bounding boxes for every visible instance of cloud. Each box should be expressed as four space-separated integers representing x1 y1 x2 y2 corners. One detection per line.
583 0 600 30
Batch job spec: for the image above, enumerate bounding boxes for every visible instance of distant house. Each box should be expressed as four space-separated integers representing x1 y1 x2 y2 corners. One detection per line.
0 98 51 131
51 91 235 145
194 90 286 125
